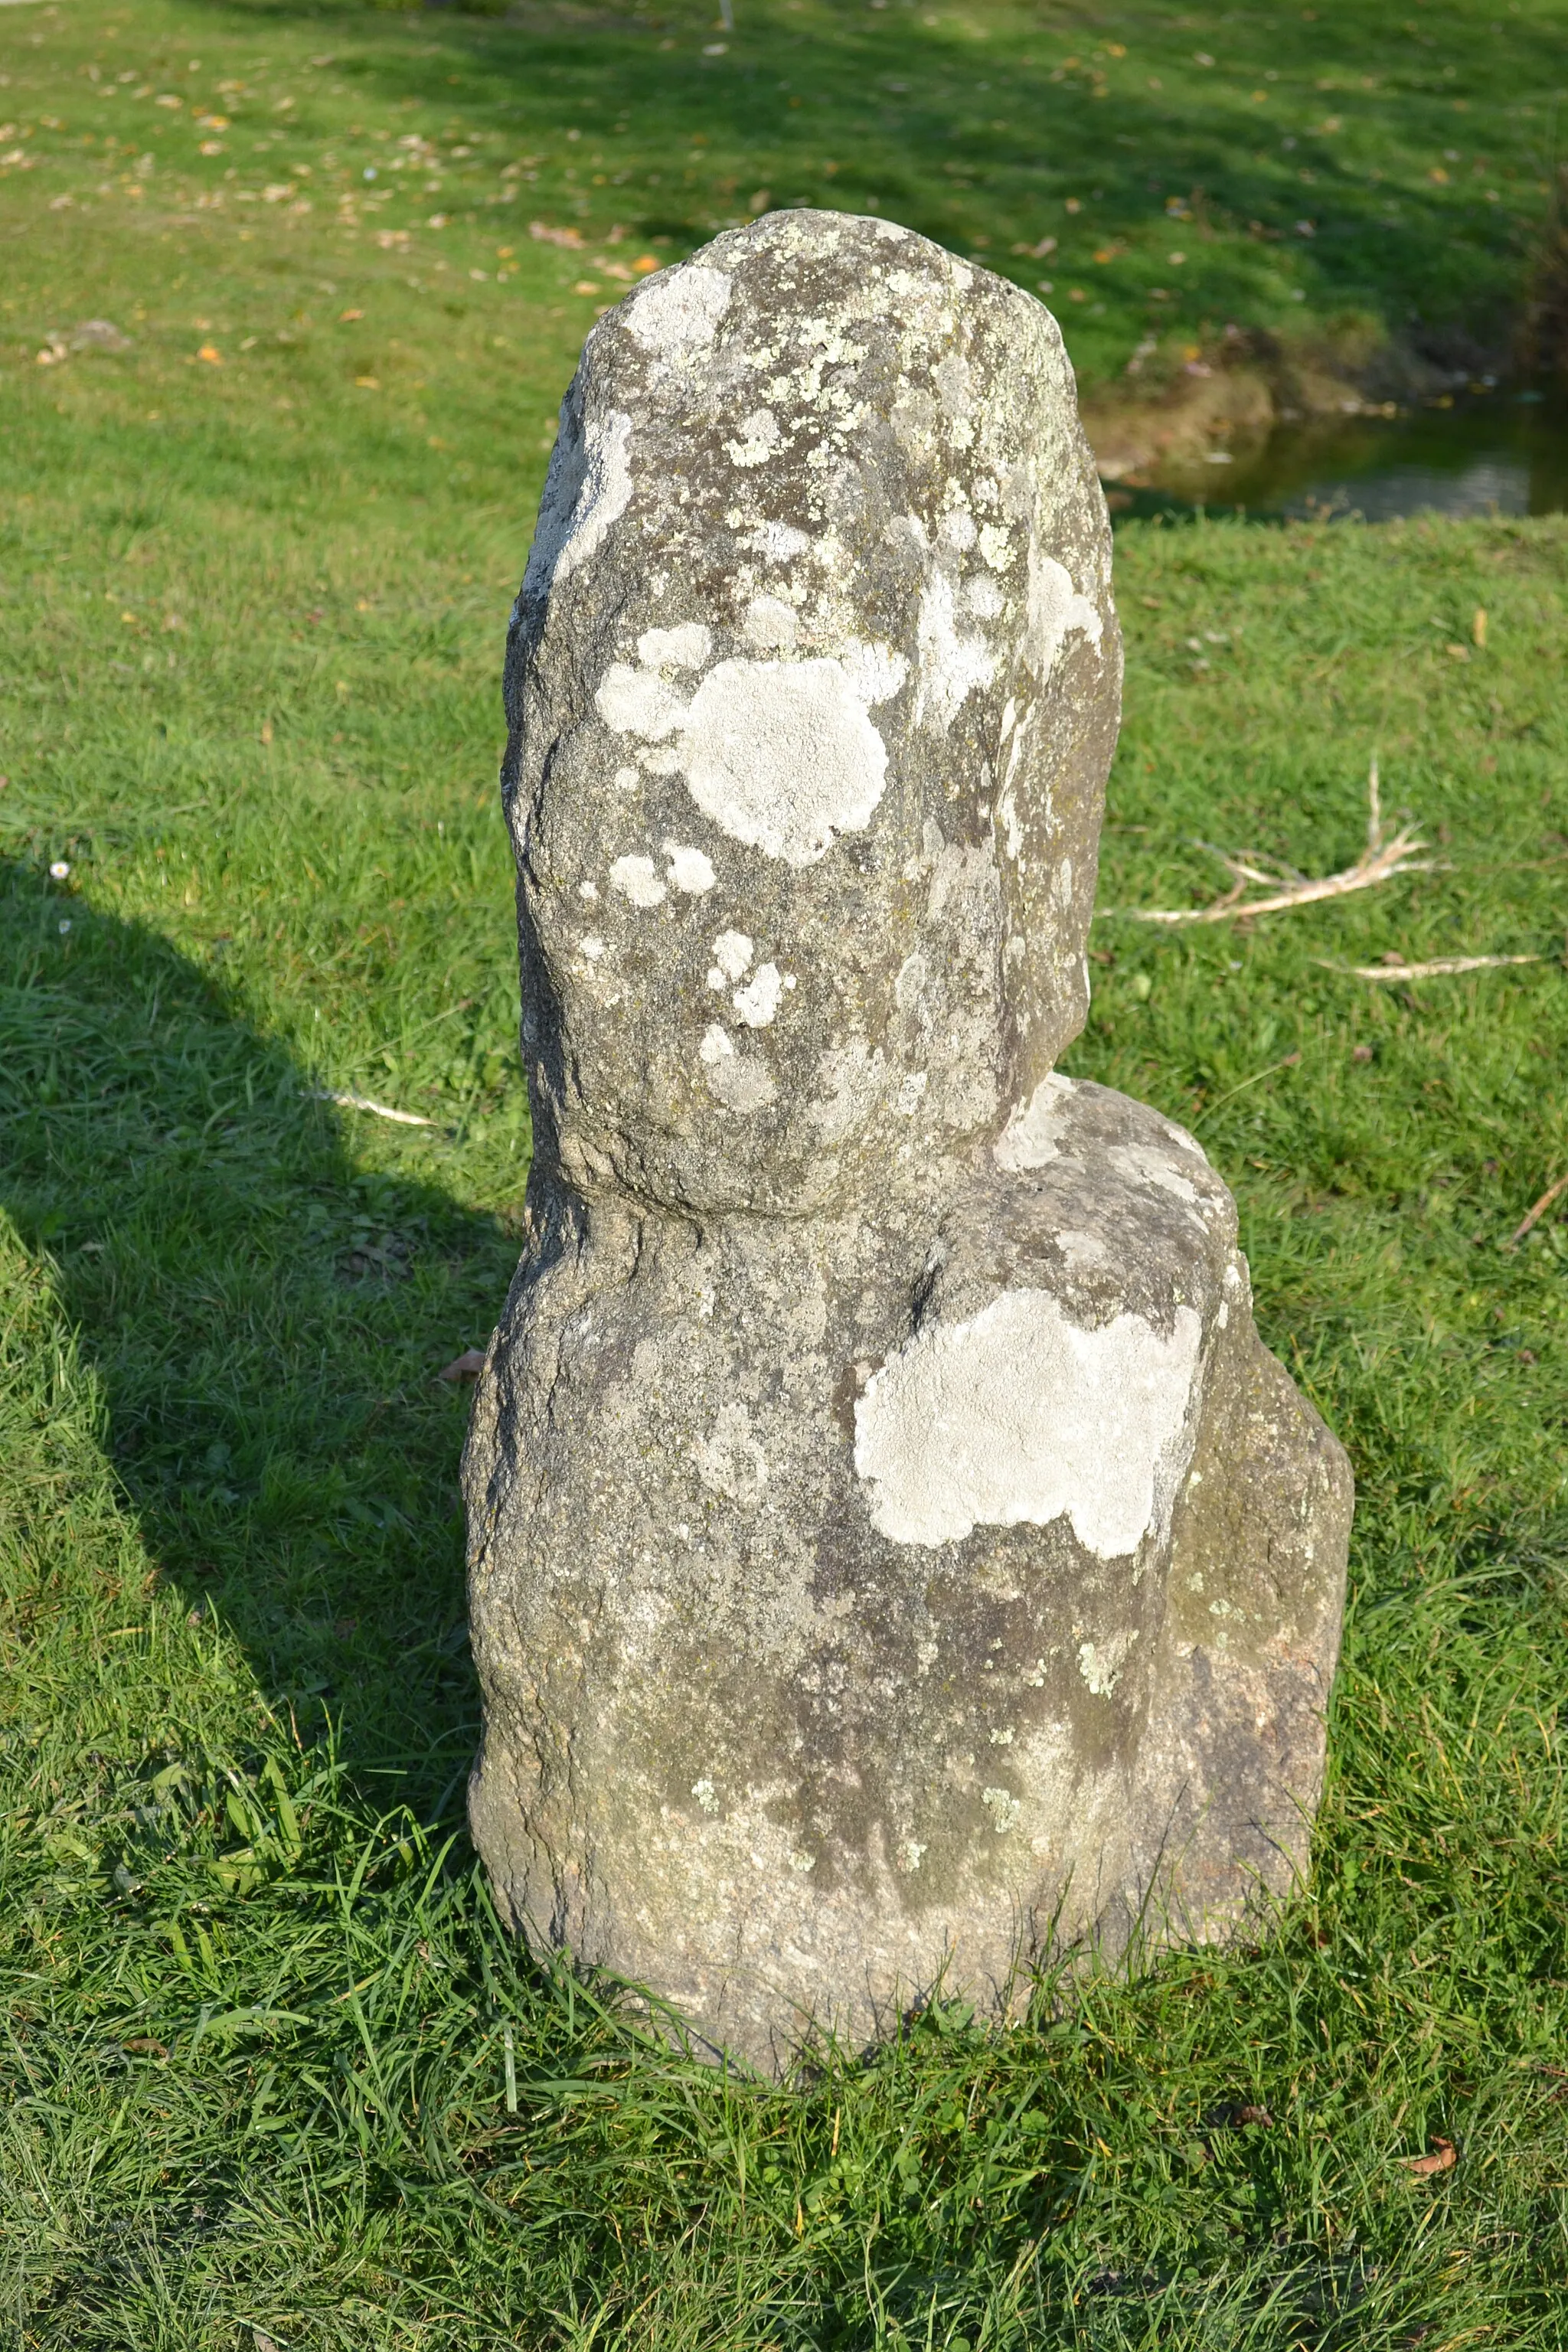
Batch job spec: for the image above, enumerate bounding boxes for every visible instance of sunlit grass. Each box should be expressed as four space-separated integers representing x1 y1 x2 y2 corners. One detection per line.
2 0 1568 2343
2 0 1558 409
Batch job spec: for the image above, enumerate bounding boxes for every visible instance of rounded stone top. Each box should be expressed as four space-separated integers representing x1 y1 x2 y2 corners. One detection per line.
503 209 1122 1219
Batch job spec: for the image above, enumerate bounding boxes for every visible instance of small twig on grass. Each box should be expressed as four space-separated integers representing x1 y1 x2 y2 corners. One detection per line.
1197 1050 1302 1121
1322 953 1544 982
312 1086 435 1129
1509 1171 1568 1249
1117 756 1436 926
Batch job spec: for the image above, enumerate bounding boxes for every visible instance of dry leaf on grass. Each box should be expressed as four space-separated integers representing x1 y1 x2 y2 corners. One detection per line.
1398 2137 1457 2178
1205 2100 1276 2133
439 1348 487 1383
1324 952 1544 982
1510 1171 1568 1248
1117 758 1434 926
72 318 132 352
312 1086 434 1129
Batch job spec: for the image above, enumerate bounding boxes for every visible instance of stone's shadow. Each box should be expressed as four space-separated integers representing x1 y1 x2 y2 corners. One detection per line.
0 855 521 1814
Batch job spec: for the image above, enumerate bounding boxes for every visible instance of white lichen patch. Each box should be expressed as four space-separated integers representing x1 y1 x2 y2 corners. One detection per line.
995 779 1024 865
1110 1142 1214 1214
691 1775 720 1814
683 657 888 866
1056 1229 1107 1271
934 351 972 415
710 929 753 982
1161 1116 1210 1161
894 952 928 1011
895 1836 927 1874
991 1072 1077 1171
1077 1628 1138 1698
978 521 1013 571
521 407 633 608
596 612 897 871
743 518 811 563
733 962 785 1028
698 1021 777 1112
609 854 667 909
596 663 689 740
853 1290 1204 1557
710 1057 778 1112
638 622 711 671
743 594 798 649
809 1037 887 1143
662 841 716 895
914 571 995 733
626 263 731 356
980 1785 1021 1834
841 639 910 708
1026 547 1105 680
693 1400 769 1503
726 407 783 468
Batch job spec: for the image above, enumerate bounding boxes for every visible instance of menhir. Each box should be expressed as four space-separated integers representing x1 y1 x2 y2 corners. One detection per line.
462 210 1353 2073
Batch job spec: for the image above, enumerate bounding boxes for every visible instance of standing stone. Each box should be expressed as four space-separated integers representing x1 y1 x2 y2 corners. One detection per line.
463 211 1352 2073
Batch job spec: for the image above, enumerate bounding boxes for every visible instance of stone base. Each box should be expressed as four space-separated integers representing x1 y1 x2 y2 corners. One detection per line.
463 1079 1351 2073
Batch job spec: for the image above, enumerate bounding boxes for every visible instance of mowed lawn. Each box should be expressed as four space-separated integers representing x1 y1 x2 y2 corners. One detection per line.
3 0 1568 2345
2 0 1563 393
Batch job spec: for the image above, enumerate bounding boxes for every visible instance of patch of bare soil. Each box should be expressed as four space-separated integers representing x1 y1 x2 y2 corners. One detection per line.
1083 320 1517 495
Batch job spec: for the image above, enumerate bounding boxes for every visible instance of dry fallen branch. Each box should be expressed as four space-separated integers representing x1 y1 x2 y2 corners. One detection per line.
1510 1171 1568 1249
1119 758 1436 926
1324 953 1544 983
312 1086 435 1129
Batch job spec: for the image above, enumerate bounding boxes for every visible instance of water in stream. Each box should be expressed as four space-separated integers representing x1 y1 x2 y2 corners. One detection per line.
1110 386 1568 525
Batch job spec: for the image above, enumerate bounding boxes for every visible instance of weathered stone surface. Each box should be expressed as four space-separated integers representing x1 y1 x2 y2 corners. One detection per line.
464 210 1352 2071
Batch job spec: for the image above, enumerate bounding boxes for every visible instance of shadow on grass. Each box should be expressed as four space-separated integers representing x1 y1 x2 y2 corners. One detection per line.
199 0 1553 381
0 853 519 1819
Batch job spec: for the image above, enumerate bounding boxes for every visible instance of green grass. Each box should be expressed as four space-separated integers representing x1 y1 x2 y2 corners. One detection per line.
2 0 1563 407
4 0 1568 2344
